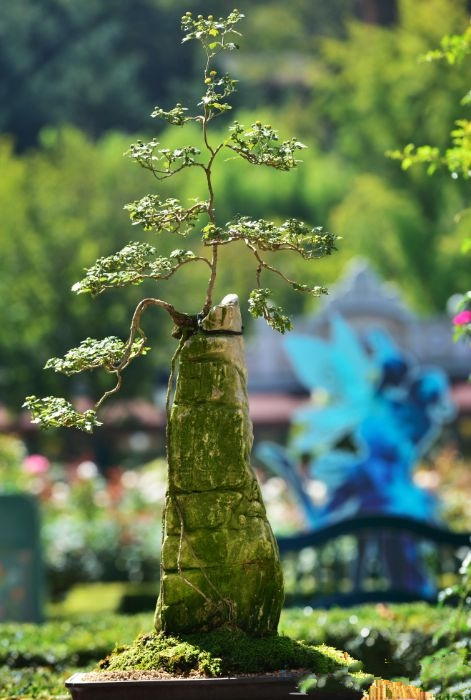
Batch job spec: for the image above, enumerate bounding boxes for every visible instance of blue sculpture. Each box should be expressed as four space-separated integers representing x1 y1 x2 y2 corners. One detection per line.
256 314 456 596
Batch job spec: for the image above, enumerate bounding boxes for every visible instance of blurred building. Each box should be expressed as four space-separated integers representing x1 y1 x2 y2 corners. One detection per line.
245 258 471 450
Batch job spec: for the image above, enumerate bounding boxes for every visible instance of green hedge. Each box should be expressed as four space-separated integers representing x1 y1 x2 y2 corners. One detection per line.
1 599 470 699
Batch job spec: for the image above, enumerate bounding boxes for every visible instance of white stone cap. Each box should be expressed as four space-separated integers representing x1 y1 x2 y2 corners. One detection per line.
200 294 243 334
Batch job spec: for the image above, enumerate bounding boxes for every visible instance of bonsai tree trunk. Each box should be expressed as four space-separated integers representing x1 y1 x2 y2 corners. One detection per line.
155 294 284 635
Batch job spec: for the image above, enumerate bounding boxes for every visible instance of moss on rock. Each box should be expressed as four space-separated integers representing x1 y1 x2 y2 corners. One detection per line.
98 627 372 691
155 295 284 635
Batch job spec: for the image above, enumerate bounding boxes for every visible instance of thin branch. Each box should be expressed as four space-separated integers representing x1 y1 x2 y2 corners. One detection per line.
201 136 221 313
256 262 262 288
95 372 123 409
166 335 185 419
93 297 196 414
88 254 212 295
148 161 206 181
203 243 218 314
128 297 195 348
246 242 299 287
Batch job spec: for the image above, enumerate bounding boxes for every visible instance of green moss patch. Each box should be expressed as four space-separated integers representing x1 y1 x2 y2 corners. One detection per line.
98 628 373 690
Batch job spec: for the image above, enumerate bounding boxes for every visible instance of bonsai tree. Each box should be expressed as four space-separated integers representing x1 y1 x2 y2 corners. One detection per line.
24 9 337 637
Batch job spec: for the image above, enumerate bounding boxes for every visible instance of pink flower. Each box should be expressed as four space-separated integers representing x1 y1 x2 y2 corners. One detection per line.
453 309 471 325
23 454 50 474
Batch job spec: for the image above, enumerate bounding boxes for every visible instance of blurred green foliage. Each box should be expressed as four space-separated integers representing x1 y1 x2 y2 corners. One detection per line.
389 19 471 346
0 128 170 410
1 0 471 414
0 0 359 151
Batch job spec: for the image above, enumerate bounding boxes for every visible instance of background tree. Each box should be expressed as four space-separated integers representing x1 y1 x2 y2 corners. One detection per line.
388 22 471 341
386 24 471 692
0 129 162 411
0 0 392 151
312 0 471 312
0 0 194 149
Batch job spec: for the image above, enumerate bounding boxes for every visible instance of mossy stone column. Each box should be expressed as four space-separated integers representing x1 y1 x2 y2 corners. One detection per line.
155 294 284 635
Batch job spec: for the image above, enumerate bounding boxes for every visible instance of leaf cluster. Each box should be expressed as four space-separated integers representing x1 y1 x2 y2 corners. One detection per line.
180 9 244 53
389 121 471 179
127 140 202 179
199 71 237 115
248 288 293 334
44 336 149 375
388 26 471 180
212 216 336 259
228 121 307 170
421 25 471 66
23 396 101 433
151 103 190 126
125 196 209 234
71 242 200 296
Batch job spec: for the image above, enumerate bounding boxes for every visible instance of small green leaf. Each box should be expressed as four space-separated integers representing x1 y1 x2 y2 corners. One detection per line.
151 103 191 126
44 337 148 375
72 242 181 295
125 196 209 234
227 122 307 170
221 216 337 259
248 288 292 334
23 396 101 433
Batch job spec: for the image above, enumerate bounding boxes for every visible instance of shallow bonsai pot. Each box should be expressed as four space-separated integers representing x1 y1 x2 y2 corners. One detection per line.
65 672 364 700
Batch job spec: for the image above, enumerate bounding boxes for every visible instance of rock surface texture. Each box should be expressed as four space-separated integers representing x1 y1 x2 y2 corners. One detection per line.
155 294 284 635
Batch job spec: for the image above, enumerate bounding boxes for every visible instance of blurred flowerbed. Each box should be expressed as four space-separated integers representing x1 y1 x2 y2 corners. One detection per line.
1 433 470 601
0 434 164 599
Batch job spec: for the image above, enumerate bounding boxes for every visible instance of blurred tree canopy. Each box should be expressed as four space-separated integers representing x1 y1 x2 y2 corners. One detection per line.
1 0 471 414
0 129 160 408
0 0 190 149
316 0 471 311
0 0 361 151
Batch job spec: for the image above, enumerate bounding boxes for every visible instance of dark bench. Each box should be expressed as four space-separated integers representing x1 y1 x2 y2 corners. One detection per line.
277 514 471 608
